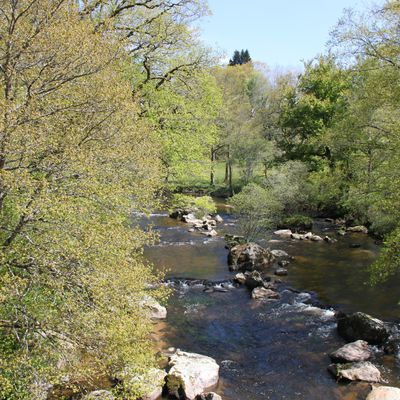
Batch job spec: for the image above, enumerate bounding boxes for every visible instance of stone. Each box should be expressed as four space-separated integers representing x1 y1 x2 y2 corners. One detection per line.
324 236 337 243
274 268 288 276
196 393 222 400
304 232 313 240
228 243 275 272
271 249 290 258
166 350 219 400
140 296 167 320
310 235 324 242
278 260 290 267
366 386 400 400
215 215 223 223
337 312 389 345
233 273 246 285
337 230 346 236
330 340 372 363
274 229 292 238
291 233 303 240
328 361 381 382
251 287 280 300
346 225 369 234
204 229 217 237
244 271 264 290
83 391 114 400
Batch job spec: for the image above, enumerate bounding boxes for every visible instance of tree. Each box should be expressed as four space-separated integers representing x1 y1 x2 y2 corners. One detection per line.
228 49 252 66
278 56 350 168
0 1 166 398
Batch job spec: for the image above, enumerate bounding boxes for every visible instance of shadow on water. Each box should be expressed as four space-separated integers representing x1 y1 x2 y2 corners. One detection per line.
137 202 400 400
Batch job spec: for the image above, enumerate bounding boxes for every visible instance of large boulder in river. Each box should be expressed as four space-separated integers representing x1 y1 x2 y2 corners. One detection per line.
366 386 400 400
166 350 219 400
228 243 275 272
328 361 381 382
337 312 389 345
330 340 372 363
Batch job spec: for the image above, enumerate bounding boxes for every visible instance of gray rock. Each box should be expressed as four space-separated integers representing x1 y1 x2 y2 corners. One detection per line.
324 236 337 243
274 229 292 237
140 296 167 320
233 273 246 285
271 249 290 258
328 361 381 382
366 386 400 400
215 215 223 223
252 287 280 300
347 225 369 234
310 235 323 242
228 243 275 272
244 271 264 290
166 350 219 400
330 340 372 363
274 268 288 276
291 233 303 240
196 393 222 400
337 312 389 344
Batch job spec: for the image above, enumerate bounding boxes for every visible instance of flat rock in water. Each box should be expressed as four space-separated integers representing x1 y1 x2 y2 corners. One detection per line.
166 350 219 400
252 287 280 300
328 361 381 382
366 386 400 400
330 340 372 363
337 312 389 344
271 249 290 258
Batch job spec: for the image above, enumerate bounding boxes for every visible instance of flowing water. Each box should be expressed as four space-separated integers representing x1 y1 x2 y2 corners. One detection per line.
139 201 400 400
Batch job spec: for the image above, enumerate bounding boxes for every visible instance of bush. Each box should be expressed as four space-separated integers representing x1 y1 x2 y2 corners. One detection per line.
169 194 216 217
280 215 313 231
230 183 283 240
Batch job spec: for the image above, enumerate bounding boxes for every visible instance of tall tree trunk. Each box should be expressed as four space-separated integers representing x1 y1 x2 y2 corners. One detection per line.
210 147 216 186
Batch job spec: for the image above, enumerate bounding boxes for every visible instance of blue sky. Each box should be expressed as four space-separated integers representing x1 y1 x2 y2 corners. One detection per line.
199 0 384 69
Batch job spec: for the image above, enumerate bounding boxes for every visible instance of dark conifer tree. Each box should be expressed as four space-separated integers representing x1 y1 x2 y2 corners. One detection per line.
228 49 252 66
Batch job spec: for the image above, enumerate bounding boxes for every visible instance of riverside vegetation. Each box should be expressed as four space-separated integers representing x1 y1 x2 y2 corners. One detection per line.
1 0 400 399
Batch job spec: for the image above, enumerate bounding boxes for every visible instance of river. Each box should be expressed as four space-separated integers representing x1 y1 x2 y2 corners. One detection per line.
140 201 400 400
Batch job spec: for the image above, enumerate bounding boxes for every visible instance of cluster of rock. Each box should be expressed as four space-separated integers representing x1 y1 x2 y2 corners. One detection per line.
83 350 221 400
170 209 223 237
226 241 290 300
327 311 394 390
274 229 336 243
